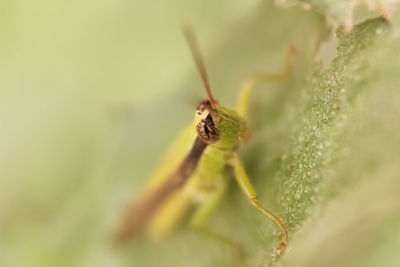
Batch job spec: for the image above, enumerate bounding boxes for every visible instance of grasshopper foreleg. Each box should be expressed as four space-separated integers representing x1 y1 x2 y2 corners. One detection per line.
230 153 288 254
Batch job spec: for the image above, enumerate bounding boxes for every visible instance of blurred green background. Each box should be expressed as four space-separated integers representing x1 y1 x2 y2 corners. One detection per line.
1 0 400 267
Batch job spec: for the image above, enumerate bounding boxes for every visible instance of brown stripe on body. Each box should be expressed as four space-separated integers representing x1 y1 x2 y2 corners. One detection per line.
116 136 208 242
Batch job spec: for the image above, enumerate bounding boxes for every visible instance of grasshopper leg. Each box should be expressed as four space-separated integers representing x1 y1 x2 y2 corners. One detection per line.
189 183 242 255
230 153 288 254
236 44 296 118
147 189 192 240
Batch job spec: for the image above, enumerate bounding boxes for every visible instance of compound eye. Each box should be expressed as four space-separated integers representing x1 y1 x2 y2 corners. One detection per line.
196 115 220 144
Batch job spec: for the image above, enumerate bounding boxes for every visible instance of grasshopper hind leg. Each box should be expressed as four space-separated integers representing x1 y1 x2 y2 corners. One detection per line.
236 44 296 118
147 189 192 240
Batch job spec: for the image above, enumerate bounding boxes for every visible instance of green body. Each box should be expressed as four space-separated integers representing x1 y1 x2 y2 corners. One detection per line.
120 41 295 254
143 105 245 239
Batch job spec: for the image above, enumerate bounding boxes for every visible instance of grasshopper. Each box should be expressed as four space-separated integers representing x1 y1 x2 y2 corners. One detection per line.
116 25 295 255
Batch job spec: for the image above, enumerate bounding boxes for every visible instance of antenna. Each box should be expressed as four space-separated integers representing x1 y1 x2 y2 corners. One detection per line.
182 23 216 109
